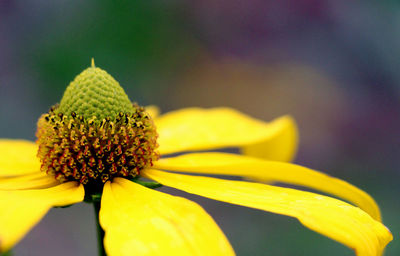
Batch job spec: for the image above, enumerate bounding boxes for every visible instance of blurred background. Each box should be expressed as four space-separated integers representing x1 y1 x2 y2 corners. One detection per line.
0 0 399 255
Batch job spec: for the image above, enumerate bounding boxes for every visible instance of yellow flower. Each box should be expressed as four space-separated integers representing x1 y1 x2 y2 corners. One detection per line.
0 62 392 256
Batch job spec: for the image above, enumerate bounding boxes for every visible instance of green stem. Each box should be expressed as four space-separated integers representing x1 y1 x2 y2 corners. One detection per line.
94 201 106 256
2 250 13 256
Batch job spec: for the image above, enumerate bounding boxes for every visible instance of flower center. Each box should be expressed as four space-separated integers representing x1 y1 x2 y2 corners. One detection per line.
36 62 159 191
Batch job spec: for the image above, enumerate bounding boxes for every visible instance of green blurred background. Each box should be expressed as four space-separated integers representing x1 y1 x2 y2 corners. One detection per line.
1 0 399 255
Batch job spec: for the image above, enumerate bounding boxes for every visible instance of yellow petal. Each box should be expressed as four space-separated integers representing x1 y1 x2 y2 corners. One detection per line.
0 172 59 190
154 108 298 161
155 152 381 221
100 178 234 256
144 105 160 119
0 182 84 252
0 139 41 177
241 115 298 161
144 169 392 256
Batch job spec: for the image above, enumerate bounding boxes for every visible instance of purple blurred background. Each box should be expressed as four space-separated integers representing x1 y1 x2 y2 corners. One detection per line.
0 0 399 255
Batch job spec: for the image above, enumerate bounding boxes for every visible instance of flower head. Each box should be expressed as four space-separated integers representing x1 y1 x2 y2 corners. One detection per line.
36 61 159 192
0 62 392 255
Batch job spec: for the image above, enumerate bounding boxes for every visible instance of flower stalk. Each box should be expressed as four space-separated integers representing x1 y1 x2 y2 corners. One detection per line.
93 200 106 256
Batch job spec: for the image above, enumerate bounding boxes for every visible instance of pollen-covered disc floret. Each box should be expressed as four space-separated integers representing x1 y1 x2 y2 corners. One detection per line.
36 104 159 185
36 62 159 186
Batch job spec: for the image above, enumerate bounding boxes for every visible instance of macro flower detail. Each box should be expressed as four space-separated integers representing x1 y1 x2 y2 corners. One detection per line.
0 62 392 256
36 62 159 188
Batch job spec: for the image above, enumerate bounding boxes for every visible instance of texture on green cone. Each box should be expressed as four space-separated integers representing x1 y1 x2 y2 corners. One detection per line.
56 60 134 121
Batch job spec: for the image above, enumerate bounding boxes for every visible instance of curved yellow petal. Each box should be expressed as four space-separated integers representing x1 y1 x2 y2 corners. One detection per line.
0 139 41 177
0 182 84 252
154 108 298 161
155 152 381 221
144 169 392 256
241 115 298 161
0 172 59 190
100 178 234 256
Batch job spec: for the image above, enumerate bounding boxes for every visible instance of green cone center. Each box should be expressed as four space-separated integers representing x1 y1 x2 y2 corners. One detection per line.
56 62 134 121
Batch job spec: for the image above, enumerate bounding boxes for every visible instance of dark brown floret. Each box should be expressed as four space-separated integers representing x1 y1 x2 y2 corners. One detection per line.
36 104 159 187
